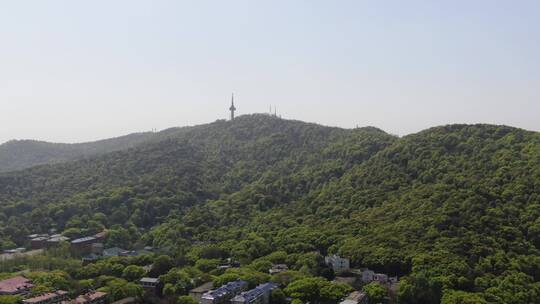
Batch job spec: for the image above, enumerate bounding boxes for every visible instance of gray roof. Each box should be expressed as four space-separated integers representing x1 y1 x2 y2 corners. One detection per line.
232 283 278 303
140 277 160 284
103 247 127 257
203 280 248 300
71 236 97 244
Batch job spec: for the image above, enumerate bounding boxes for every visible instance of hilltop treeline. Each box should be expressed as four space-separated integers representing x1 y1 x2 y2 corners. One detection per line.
0 115 539 303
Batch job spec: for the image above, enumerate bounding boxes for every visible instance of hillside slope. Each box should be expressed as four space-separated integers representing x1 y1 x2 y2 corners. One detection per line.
0 132 159 173
0 117 539 303
0 114 395 236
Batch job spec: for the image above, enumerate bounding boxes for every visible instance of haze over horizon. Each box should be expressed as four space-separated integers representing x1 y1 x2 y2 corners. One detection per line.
1 0 539 144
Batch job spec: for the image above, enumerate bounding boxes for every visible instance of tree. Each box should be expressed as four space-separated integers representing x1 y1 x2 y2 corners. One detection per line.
319 283 352 302
441 290 487 304
284 277 324 302
122 265 146 282
195 259 219 273
177 295 198 304
270 288 287 304
0 296 21 304
150 255 175 277
363 282 386 304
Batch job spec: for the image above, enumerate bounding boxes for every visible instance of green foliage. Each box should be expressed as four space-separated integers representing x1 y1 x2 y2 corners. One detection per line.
122 265 146 282
0 295 20 304
214 268 270 288
1 117 540 304
0 133 157 173
284 277 351 303
362 282 386 303
98 278 143 302
160 267 203 297
441 290 487 304
150 255 175 277
270 288 287 304
195 259 220 273
177 295 198 304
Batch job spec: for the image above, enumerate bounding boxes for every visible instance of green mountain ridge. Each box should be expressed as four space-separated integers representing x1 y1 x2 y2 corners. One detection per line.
0 132 156 173
0 115 539 303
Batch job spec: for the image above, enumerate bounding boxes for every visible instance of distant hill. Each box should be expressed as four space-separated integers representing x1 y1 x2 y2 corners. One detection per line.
0 130 176 173
0 115 539 303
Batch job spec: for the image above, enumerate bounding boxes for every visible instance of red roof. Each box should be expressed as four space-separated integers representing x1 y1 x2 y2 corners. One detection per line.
23 290 68 303
0 276 34 294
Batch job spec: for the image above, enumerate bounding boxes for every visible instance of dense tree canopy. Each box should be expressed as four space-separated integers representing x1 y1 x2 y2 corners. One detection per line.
0 115 539 303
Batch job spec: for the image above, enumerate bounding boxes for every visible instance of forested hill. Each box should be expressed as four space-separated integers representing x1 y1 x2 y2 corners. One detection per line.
1 115 539 303
0 132 159 173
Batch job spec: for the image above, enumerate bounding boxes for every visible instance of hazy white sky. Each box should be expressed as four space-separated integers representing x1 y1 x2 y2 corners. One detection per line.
1 0 539 144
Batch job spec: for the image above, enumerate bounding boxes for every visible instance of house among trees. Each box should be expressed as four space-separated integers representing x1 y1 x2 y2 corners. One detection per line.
0 276 34 295
230 283 278 304
140 277 163 297
70 236 99 255
23 290 69 304
339 291 368 304
360 269 375 283
325 254 350 273
29 233 69 250
201 280 249 304
268 264 288 275
189 282 214 303
30 236 49 249
61 291 107 304
47 235 70 246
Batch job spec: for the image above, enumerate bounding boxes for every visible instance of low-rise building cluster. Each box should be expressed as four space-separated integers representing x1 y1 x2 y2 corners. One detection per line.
22 290 69 304
197 281 278 304
231 283 278 304
0 276 106 304
201 280 249 304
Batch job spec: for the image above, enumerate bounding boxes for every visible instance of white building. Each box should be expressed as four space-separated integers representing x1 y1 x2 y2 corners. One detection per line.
325 254 350 273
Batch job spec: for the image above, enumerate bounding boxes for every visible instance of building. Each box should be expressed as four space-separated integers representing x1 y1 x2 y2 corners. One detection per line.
140 277 162 297
103 247 127 258
3 248 26 254
339 291 368 304
0 276 34 295
231 283 278 304
70 236 98 255
201 280 248 304
94 231 108 242
268 264 288 275
189 282 214 303
325 255 350 273
82 253 101 265
373 273 388 284
61 291 107 304
91 243 104 255
23 290 69 304
47 235 70 247
31 236 49 250
361 269 375 283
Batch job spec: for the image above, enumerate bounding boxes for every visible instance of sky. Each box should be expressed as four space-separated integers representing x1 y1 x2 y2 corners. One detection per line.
0 0 539 144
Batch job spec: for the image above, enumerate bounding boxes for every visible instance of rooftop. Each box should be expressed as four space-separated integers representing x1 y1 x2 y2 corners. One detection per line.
190 282 214 293
0 276 34 294
71 236 96 244
232 283 278 303
70 291 107 304
23 290 68 304
203 280 248 299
